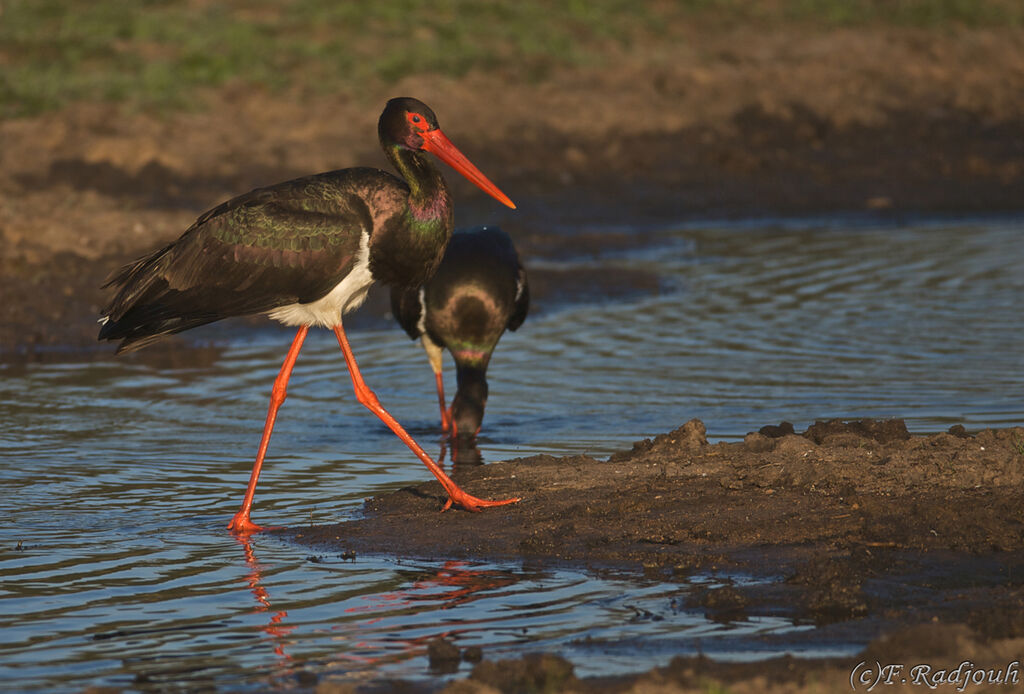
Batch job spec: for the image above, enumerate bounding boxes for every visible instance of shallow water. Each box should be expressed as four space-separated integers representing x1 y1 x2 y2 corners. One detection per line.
2 216 1023 691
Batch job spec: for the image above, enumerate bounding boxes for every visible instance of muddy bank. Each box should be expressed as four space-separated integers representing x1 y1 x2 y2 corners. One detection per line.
428 624 1024 694
3 26 1024 360
287 419 1024 566
6 105 1023 362
287 419 1024 692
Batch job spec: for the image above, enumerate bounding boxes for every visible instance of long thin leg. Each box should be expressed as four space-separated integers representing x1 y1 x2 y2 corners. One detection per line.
228 326 309 534
334 323 518 512
434 371 452 433
421 335 451 432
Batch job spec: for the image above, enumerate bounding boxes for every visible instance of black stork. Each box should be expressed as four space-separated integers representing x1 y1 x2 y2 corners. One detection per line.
391 226 529 439
98 97 520 534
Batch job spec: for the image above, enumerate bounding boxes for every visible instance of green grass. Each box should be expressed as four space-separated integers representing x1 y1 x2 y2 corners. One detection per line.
0 0 656 119
1 0 1021 120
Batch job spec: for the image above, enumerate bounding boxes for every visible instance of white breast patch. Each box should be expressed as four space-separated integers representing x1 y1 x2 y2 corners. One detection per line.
267 231 374 328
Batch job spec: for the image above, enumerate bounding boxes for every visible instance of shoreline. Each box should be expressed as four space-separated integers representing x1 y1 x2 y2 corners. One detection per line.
3 26 1024 362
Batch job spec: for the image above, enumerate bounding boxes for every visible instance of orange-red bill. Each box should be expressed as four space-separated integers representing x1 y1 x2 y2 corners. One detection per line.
421 128 516 209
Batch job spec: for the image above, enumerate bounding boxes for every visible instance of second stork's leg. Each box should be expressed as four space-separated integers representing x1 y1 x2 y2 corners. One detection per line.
421 335 451 432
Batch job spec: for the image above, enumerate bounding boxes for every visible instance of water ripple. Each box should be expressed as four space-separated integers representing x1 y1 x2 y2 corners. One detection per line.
1 217 1022 690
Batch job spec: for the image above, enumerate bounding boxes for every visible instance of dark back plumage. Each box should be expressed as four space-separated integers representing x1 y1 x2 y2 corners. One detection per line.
391 226 529 362
99 170 400 352
99 97 467 354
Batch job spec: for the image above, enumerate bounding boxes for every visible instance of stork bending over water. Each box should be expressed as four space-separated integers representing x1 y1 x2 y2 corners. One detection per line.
391 226 529 439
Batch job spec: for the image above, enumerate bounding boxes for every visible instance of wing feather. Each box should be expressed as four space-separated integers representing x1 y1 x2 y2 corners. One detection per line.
100 170 387 352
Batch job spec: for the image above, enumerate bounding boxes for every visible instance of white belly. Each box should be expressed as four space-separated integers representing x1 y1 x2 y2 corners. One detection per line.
266 231 374 327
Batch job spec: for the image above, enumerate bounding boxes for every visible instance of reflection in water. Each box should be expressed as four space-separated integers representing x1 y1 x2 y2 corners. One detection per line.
236 534 521 682
374 560 519 613
237 536 293 660
440 438 485 466
327 560 520 675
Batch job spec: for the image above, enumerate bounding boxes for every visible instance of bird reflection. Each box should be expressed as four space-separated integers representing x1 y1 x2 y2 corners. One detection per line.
440 437 484 467
235 518 526 682
330 560 518 671
236 535 294 659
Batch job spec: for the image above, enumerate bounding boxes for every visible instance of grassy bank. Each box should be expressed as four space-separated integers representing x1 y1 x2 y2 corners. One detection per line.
2 0 1022 119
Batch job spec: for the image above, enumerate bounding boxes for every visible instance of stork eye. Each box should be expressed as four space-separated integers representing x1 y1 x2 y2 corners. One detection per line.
406 112 429 130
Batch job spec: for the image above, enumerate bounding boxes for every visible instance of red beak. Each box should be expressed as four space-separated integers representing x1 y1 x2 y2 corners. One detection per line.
421 128 516 209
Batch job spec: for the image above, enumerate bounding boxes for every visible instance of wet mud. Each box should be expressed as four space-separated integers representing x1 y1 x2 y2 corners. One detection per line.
288 419 1024 693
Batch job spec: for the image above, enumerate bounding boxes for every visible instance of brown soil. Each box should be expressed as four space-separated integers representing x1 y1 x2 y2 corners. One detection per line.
292 419 1024 693
4 21 1024 694
3 26 1024 359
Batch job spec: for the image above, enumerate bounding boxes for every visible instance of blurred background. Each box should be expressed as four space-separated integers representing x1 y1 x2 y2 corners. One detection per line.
1 0 1023 357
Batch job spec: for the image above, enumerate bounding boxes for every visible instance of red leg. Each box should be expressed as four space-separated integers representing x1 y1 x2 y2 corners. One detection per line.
435 371 452 433
228 326 309 534
333 324 518 512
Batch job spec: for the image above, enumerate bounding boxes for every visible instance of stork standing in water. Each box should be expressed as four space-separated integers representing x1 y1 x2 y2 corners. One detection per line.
391 226 529 439
99 98 520 533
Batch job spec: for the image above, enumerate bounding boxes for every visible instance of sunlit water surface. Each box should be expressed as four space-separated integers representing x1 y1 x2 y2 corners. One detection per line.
2 217 1022 691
